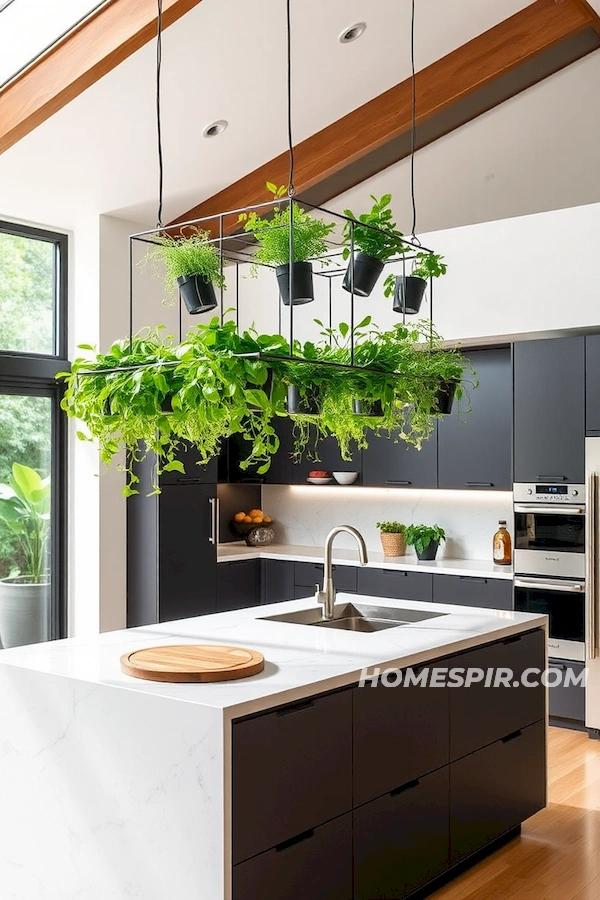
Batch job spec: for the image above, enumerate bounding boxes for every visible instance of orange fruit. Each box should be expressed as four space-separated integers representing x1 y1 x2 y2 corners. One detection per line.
242 515 252 523
251 516 262 523
234 512 246 523
248 508 263 518
263 516 272 524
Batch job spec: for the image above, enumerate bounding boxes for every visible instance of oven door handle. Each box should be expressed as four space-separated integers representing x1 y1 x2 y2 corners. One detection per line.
514 504 585 515
586 472 599 659
514 578 585 593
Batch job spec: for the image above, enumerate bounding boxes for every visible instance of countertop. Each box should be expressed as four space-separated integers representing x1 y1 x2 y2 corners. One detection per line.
217 542 514 580
0 596 542 720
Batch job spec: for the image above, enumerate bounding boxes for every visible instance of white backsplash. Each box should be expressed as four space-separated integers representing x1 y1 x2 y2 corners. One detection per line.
262 485 513 561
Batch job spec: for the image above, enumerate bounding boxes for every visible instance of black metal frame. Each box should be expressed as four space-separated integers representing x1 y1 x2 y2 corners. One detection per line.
0 221 69 641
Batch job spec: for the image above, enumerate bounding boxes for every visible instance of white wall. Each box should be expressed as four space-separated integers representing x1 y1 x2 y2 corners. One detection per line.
262 485 512 561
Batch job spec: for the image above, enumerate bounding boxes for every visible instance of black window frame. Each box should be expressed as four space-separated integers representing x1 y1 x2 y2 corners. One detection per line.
0 220 69 641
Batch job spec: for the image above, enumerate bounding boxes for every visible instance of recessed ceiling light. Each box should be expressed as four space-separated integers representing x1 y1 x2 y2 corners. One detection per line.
339 22 367 44
484 173 495 182
202 120 228 138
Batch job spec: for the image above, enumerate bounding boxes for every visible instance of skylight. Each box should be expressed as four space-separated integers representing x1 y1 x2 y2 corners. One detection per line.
0 0 110 88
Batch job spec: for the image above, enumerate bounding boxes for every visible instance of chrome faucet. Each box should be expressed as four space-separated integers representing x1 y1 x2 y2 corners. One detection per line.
315 526 369 620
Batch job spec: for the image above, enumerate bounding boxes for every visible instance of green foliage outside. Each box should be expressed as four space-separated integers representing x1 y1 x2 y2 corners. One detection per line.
0 463 51 583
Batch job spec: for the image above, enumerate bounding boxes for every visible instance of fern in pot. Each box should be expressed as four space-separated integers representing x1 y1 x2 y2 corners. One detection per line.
0 463 51 648
377 521 407 557
342 194 408 298
239 183 335 306
143 226 225 315
384 251 447 316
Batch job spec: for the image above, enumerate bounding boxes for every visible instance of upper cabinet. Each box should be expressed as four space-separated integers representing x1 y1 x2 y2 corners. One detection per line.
513 336 585 485
586 335 600 436
290 429 362 484
362 427 438 489
438 348 512 491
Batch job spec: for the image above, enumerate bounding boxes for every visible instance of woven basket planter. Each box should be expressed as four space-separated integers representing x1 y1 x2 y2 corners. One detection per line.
379 532 406 557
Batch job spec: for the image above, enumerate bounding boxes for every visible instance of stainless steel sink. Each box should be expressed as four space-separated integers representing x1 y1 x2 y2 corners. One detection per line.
261 602 447 632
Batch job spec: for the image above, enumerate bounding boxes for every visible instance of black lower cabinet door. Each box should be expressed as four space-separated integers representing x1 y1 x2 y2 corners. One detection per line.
157 483 217 622
450 719 546 864
354 768 450 900
261 558 295 604
362 427 438 489
357 567 433 602
216 559 260 611
433 574 513 610
295 561 357 593
232 690 352 863
232 812 352 900
548 659 585 722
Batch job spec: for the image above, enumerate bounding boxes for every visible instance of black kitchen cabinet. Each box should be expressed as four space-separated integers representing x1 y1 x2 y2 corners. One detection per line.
438 348 512 490
450 720 546 865
294 561 357 593
586 335 600 435
232 690 353 864
291 430 362 484
357 567 433 602
158 443 223 485
233 813 352 900
513 336 585 484
548 659 585 723
354 768 450 900
362 426 438 489
433 574 513 610
217 559 260 612
261 558 295 604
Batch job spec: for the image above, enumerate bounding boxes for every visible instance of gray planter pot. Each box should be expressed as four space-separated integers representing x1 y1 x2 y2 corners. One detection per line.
0 577 50 649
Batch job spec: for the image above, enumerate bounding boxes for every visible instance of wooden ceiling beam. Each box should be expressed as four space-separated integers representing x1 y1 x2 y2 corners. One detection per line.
0 0 204 156
171 0 600 233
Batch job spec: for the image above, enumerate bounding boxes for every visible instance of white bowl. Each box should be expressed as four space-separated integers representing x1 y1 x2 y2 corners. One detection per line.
307 477 334 485
332 471 359 485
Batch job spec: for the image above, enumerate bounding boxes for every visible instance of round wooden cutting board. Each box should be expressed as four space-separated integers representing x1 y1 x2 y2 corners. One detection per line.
120 644 265 683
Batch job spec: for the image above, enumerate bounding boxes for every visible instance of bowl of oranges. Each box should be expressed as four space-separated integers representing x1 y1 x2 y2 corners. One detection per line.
231 508 274 537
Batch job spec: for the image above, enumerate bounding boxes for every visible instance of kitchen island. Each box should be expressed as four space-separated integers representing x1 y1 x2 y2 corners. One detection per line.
0 595 546 900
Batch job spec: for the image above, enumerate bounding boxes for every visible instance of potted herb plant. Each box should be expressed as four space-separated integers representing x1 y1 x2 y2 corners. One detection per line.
383 251 447 315
0 463 51 648
143 226 225 315
239 183 335 306
405 524 446 561
341 194 407 297
377 521 406 557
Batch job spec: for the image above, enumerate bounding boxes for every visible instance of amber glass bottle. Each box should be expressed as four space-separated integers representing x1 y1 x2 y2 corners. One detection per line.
493 520 512 565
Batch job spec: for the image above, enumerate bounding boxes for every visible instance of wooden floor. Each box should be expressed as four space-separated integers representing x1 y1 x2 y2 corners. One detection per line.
430 727 600 900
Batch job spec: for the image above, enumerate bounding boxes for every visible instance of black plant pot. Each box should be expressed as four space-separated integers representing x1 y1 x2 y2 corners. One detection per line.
342 252 384 298
433 379 458 415
276 262 314 306
393 275 427 315
177 274 218 315
285 384 320 416
416 541 439 561
352 398 384 417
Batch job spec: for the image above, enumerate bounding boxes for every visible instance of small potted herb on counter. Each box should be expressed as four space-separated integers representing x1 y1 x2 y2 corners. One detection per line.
405 524 446 561
384 251 447 315
341 194 407 298
376 521 406 557
142 226 225 315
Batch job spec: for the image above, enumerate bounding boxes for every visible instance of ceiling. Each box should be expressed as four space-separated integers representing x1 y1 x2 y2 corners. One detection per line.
0 0 598 235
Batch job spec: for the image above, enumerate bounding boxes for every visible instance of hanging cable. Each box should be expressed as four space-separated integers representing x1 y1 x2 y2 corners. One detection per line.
285 0 295 196
155 0 164 229
409 0 420 244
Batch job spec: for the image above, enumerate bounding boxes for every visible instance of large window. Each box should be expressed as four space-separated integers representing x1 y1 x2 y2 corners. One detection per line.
0 221 68 648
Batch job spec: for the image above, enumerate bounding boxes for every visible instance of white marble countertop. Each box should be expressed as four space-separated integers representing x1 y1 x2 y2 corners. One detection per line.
0 596 543 720
217 542 514 579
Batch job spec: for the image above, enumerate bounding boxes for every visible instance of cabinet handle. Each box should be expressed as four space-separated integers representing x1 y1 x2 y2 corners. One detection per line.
239 477 265 484
501 729 522 744
382 569 404 575
502 634 521 645
386 480 412 485
390 778 420 797
466 482 494 487
275 829 314 852
176 477 203 484
277 698 315 717
550 662 567 671
208 497 219 545
537 475 567 481
459 576 487 584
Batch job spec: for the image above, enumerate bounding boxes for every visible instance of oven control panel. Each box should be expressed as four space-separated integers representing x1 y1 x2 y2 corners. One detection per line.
513 483 585 504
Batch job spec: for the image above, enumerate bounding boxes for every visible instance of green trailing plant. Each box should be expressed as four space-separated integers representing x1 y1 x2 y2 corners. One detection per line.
383 251 447 298
342 194 407 262
0 463 50 584
141 226 226 292
238 183 336 269
376 521 406 534
404 524 446 554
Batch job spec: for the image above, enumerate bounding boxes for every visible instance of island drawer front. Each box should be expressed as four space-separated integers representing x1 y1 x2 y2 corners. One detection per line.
450 719 546 865
232 812 352 900
232 690 352 864
294 561 357 592
449 628 545 761
353 680 449 806
433 574 513 610
357 568 433 602
354 767 449 900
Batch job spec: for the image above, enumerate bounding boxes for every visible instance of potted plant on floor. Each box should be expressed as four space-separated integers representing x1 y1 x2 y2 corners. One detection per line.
143 226 225 315
238 183 335 305
384 251 447 315
0 463 51 648
377 522 406 557
341 194 407 297
405 524 446 561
